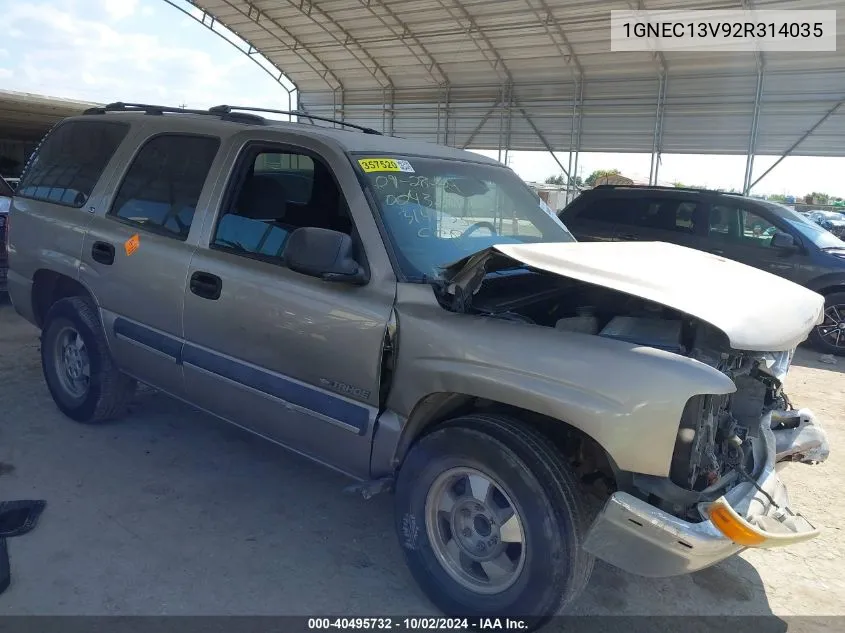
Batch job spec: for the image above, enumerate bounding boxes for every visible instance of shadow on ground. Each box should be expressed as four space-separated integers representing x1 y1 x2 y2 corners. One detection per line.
0 383 782 620
792 345 845 375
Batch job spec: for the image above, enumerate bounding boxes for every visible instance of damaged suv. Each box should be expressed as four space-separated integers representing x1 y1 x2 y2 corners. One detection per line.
7 103 831 629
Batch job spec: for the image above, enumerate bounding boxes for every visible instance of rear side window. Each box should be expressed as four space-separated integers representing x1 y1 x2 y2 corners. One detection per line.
16 120 129 208
0 178 12 198
109 134 220 240
630 199 700 234
574 197 639 223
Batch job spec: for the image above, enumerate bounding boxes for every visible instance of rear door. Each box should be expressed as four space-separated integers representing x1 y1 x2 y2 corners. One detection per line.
79 129 223 397
7 119 130 310
614 196 707 250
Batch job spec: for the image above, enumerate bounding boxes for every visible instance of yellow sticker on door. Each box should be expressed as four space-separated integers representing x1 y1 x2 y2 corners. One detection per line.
358 158 415 173
124 234 140 257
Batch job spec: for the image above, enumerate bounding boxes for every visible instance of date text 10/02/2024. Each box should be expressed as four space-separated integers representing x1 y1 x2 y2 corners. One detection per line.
307 617 529 630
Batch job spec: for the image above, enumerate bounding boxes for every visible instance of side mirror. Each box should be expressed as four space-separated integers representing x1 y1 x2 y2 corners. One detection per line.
771 231 797 251
284 227 368 285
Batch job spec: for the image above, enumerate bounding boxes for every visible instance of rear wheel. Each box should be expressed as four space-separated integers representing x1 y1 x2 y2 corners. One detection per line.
808 291 845 356
40 296 136 423
394 414 593 630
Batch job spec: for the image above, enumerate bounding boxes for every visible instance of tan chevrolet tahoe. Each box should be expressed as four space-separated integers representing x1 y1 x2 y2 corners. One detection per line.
7 102 831 629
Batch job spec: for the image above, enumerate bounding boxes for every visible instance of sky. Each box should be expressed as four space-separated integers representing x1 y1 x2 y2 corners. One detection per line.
2 0 843 197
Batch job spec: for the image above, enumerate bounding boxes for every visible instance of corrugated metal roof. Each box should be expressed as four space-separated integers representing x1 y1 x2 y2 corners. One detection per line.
0 90 96 141
192 0 845 155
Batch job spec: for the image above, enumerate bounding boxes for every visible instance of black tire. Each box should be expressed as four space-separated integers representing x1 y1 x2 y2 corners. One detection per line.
808 291 845 356
394 414 593 630
40 296 136 423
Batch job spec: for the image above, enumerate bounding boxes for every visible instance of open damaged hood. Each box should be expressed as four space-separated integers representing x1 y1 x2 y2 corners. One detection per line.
441 241 824 352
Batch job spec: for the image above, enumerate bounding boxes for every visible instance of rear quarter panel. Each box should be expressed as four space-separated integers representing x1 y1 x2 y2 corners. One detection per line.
7 197 96 323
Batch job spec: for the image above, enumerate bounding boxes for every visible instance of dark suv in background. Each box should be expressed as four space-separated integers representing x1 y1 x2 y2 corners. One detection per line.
0 176 13 294
560 185 845 355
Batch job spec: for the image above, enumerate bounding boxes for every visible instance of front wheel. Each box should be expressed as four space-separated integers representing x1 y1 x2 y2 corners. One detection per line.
808 291 845 356
394 414 593 630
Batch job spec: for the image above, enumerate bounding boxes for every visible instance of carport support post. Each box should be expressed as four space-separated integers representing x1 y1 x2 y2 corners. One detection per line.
743 66 764 194
383 87 395 137
566 80 584 202
333 89 345 127
503 83 513 166
497 84 507 164
442 86 451 146
649 73 667 186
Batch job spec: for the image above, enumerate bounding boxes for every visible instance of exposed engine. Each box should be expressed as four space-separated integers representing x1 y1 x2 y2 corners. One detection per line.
436 269 794 519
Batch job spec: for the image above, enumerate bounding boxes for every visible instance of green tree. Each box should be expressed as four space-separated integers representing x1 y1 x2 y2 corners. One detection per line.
809 192 831 205
585 169 621 187
545 174 582 187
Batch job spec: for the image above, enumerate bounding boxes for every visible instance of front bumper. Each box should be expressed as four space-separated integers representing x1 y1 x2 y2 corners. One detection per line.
582 409 829 577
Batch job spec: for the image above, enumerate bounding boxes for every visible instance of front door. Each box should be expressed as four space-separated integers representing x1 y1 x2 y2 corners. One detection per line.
181 138 396 478
80 131 223 397
703 203 810 284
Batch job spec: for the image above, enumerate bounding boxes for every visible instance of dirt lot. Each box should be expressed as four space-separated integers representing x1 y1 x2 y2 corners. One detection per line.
0 298 842 618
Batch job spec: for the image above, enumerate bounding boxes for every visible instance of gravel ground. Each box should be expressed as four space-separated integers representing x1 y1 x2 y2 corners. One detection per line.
0 298 842 619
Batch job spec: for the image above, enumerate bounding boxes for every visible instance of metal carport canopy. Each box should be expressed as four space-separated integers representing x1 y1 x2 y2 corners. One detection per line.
189 0 845 160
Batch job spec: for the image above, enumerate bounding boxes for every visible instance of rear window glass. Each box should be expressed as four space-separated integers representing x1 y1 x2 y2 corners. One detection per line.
16 120 129 208
110 134 220 240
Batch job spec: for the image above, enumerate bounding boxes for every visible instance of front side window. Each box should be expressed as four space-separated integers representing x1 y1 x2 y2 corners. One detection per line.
708 205 779 248
355 155 575 280
212 148 353 264
252 152 314 204
740 209 779 247
110 134 220 240
17 120 129 208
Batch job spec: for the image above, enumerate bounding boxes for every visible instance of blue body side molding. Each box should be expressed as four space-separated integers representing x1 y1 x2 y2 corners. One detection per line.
113 317 370 434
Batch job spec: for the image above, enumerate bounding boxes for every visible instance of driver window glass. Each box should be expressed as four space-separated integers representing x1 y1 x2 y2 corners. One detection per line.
212 147 354 265
740 209 779 248
708 205 779 248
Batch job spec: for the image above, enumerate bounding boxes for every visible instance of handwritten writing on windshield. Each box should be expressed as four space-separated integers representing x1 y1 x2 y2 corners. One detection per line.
373 175 463 238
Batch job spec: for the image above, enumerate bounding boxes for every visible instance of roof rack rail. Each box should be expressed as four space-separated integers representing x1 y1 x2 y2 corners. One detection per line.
208 105 383 135
594 184 723 194
83 102 267 125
